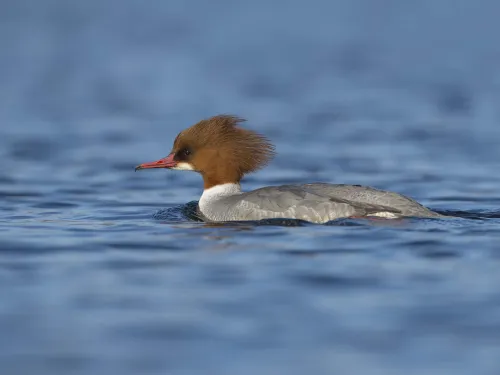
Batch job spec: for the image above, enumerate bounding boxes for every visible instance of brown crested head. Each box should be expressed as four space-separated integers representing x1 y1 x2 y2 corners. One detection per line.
135 115 276 189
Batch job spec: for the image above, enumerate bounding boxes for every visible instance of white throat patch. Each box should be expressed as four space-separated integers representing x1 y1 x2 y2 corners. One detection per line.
171 162 195 171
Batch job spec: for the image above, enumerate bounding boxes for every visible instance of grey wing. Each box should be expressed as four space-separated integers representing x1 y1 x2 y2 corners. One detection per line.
301 183 444 218
234 185 402 222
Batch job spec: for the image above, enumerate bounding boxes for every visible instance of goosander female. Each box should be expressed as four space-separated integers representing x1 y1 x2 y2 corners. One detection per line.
135 115 445 223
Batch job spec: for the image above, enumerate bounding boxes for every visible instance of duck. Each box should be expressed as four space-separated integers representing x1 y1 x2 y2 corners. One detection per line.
135 115 445 223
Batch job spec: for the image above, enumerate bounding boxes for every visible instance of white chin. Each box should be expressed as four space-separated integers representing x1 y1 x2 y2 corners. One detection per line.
172 162 195 171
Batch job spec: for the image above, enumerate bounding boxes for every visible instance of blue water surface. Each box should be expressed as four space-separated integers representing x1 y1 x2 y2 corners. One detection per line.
1 1 500 374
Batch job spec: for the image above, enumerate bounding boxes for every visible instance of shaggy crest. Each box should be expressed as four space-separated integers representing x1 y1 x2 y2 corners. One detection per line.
172 115 276 185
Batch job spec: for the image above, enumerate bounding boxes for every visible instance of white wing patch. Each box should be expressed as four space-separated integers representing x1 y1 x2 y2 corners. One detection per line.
367 211 400 219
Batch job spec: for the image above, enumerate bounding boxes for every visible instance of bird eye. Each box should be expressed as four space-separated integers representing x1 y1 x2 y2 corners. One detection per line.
175 147 192 161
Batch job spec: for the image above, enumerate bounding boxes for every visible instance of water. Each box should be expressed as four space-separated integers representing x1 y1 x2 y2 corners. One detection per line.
1 0 500 374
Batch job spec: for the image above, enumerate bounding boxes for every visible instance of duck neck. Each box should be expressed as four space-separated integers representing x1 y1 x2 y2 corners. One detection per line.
199 183 242 213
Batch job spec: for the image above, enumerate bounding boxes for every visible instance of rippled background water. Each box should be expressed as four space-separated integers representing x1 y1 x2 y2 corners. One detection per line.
2 1 500 374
